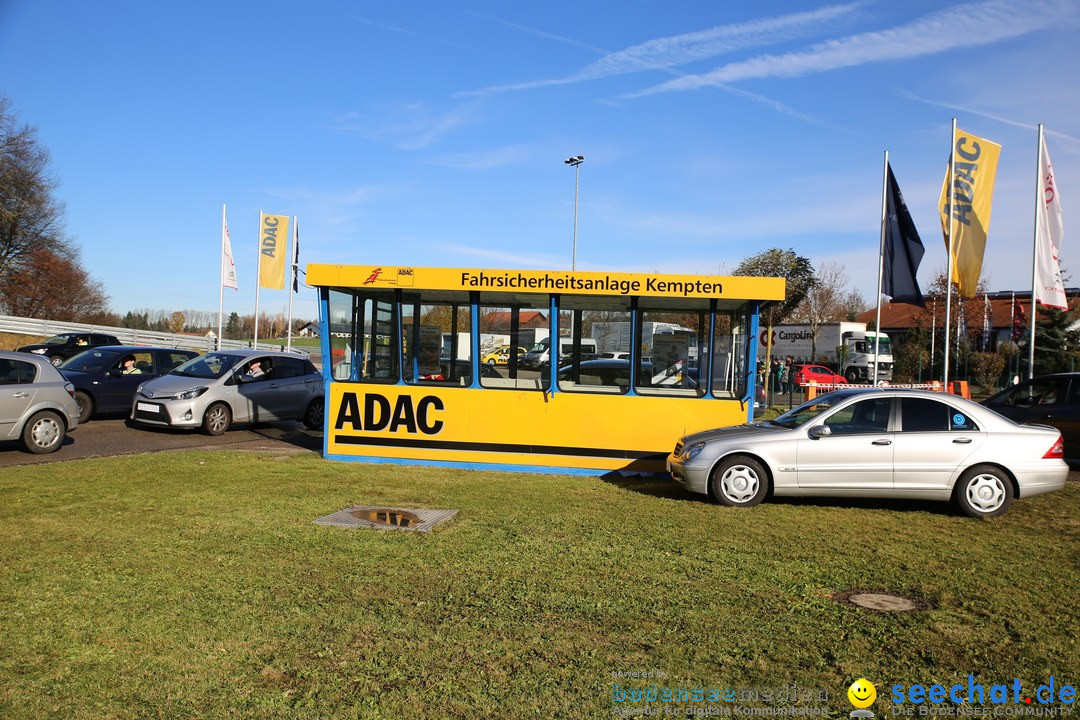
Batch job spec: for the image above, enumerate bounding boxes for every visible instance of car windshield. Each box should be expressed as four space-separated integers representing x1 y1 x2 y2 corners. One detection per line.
170 353 240 379
43 334 76 345
60 349 123 372
770 393 853 429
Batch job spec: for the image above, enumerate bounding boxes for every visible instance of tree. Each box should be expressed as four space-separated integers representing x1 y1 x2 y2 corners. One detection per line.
0 247 109 321
733 248 816 369
788 261 851 360
169 311 186 333
225 312 242 339
733 248 816 327
0 97 65 279
970 351 1006 395
1022 306 1080 375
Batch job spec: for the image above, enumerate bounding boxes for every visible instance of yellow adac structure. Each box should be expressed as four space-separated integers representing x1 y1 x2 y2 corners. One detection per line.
308 264 785 475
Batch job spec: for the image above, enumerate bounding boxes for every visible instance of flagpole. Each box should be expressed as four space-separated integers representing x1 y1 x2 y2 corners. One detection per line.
943 118 956 391
217 203 226 351
1028 124 1043 381
873 151 888 386
254 211 261 348
286 216 297 353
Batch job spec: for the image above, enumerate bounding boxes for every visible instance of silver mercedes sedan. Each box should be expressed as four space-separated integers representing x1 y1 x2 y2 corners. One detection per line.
667 388 1068 518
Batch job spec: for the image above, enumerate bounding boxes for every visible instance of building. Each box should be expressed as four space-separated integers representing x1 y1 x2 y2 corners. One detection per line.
857 290 1080 353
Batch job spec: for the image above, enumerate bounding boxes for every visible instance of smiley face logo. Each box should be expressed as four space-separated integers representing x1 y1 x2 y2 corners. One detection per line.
848 679 877 709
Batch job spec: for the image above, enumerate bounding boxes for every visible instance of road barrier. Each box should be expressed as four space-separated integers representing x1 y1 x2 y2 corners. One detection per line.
801 379 969 401
0 314 307 354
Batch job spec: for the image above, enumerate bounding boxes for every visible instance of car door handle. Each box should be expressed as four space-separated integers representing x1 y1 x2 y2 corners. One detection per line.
871 439 891 446
13 392 30 398
953 437 973 444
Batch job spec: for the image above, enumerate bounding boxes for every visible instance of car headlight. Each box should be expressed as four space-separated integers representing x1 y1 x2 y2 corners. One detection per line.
175 386 208 400
684 442 705 460
31 348 47 354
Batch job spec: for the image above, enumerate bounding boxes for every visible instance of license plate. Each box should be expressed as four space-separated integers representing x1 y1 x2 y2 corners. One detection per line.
137 402 159 413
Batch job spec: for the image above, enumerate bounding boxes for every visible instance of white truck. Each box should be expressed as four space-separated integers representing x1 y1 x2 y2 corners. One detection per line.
757 321 893 384
590 321 698 363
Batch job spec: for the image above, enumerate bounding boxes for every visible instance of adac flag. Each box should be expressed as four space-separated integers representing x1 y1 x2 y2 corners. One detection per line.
883 163 925 306
939 128 1001 298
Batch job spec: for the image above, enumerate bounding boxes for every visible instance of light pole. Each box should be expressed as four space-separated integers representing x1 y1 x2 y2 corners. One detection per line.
564 155 584 270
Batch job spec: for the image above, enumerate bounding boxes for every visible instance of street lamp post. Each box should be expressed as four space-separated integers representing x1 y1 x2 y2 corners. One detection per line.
564 155 584 270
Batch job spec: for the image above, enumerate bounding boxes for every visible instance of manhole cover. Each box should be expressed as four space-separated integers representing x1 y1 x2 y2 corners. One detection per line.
313 506 458 533
833 589 934 613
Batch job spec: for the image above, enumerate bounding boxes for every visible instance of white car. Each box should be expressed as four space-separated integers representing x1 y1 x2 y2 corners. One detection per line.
130 350 324 435
667 388 1068 518
0 350 80 453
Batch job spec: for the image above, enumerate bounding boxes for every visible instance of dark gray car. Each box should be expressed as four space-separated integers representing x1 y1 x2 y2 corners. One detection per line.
0 350 80 453
982 372 1080 464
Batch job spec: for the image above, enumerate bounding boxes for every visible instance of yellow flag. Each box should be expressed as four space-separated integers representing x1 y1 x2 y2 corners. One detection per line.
939 129 1001 298
258 213 289 289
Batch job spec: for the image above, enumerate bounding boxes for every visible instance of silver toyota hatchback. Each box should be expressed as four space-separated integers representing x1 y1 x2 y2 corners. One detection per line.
130 350 324 435
667 388 1068 518
0 349 80 453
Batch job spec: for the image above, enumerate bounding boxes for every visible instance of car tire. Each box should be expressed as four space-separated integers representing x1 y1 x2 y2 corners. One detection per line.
50 355 64 367
954 465 1014 518
21 410 66 454
709 455 769 507
74 391 94 424
845 369 859 384
202 403 231 436
302 397 324 430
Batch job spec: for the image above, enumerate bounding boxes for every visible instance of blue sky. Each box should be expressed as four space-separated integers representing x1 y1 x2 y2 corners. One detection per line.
2 0 1079 324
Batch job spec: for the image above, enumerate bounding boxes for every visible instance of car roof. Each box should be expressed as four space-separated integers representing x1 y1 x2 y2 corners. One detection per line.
79 345 199 354
203 349 310 359
0 349 65 373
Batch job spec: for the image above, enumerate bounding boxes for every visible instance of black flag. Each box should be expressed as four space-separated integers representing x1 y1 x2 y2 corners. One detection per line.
883 163 925 306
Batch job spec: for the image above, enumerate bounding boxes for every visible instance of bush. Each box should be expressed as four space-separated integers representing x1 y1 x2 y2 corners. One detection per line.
970 351 1006 395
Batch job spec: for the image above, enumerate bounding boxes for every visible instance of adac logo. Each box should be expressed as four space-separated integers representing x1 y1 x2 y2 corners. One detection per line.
363 267 383 285
848 679 876 718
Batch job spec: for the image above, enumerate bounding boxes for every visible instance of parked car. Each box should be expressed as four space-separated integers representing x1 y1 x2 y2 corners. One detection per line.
597 351 630 360
481 346 527 366
0 350 80 453
667 387 1068 518
130 350 324 435
793 364 847 387
557 359 699 391
60 345 199 423
17 332 122 367
982 372 1080 464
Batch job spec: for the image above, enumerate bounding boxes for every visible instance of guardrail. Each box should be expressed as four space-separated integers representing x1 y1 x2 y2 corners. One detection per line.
0 314 310 355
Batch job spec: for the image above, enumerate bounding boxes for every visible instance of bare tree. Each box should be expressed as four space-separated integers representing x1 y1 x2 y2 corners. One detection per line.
0 97 65 278
0 247 109 321
788 262 853 360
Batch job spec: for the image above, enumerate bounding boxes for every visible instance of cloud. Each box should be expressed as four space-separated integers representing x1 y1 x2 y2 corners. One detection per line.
427 144 534 170
330 102 479 150
631 0 1077 97
898 89 1080 158
460 3 862 96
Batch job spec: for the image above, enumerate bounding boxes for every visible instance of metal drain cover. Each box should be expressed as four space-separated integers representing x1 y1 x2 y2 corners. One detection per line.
314 506 458 533
834 589 934 613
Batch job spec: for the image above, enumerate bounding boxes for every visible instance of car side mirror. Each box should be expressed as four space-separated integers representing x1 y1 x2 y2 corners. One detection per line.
808 425 832 439
108 368 123 378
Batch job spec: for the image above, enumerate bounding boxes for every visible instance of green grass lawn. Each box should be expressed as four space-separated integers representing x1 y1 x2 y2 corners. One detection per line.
0 452 1076 719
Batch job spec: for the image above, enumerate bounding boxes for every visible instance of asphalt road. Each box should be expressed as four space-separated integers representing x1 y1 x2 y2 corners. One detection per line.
0 416 322 468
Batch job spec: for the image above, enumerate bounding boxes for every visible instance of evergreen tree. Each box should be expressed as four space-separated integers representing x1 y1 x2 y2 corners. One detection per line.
1023 306 1080 375
225 312 241 339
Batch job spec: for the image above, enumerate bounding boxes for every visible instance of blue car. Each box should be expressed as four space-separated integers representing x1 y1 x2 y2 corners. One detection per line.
60 345 199 423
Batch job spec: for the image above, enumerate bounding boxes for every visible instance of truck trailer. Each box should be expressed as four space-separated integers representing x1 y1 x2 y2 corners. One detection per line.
757 321 893 384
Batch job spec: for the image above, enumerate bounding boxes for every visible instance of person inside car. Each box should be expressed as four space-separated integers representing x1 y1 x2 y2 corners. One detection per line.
245 360 266 379
121 355 142 375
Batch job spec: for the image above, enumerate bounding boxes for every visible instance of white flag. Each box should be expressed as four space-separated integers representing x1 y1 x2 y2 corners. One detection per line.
222 212 238 290
1034 134 1066 309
